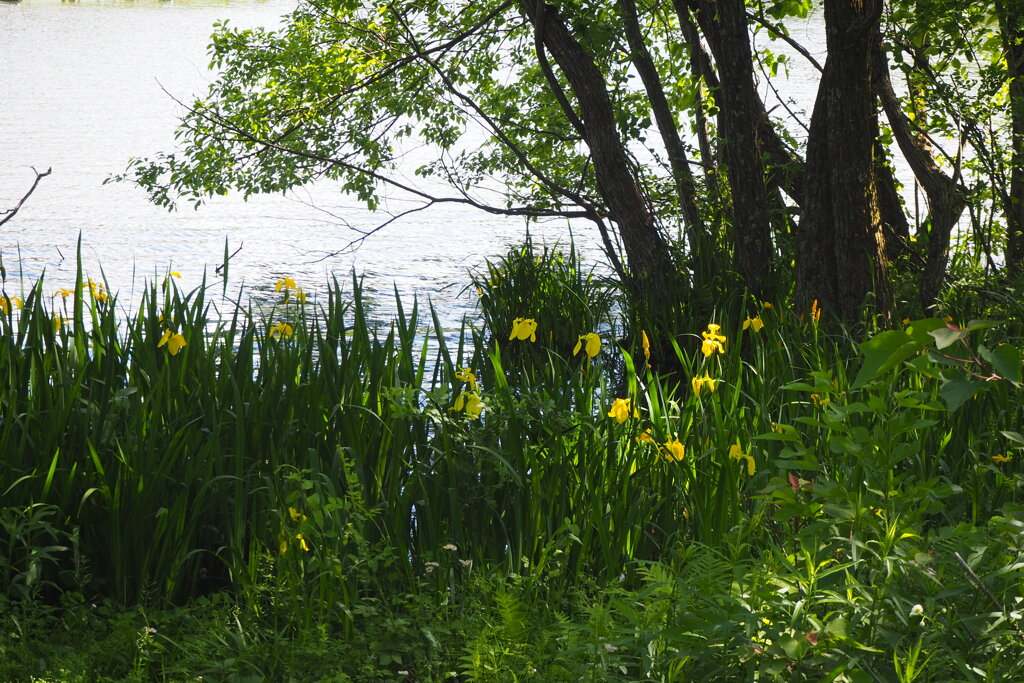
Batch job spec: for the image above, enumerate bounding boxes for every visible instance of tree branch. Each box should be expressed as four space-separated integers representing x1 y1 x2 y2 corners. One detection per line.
0 166 52 228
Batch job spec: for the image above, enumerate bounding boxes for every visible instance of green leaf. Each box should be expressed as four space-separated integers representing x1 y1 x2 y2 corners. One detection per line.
852 330 920 388
939 375 984 412
825 617 849 637
965 319 1001 332
1001 431 1024 447
779 634 804 659
930 325 969 349
979 343 1022 383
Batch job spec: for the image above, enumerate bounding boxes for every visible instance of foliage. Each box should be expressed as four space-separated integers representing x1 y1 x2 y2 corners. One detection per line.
3 243 1024 680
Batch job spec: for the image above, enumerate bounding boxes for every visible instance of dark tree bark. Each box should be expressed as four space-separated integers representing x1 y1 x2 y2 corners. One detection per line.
617 0 707 255
873 35 966 307
996 0 1024 273
520 0 679 312
687 0 774 294
797 0 891 320
675 4 719 205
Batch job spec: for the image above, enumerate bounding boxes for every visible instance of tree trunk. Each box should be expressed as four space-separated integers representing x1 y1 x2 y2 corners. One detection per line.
617 0 707 255
797 0 891 320
872 35 966 307
996 0 1024 273
521 0 680 312
688 0 774 294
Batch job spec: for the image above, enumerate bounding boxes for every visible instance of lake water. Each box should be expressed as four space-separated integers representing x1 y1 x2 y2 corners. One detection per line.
0 0 841 329
0 0 617 329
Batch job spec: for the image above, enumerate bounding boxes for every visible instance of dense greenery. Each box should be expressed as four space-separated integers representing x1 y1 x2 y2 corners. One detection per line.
8 0 1024 678
2 240 1024 680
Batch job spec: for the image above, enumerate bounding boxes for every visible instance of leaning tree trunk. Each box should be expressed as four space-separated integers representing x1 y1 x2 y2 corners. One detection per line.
688 0 774 295
520 0 680 322
617 0 707 256
797 0 891 320
996 0 1024 273
873 35 966 308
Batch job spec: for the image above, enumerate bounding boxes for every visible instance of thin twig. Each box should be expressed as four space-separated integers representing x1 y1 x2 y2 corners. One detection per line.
953 551 1024 642
0 166 52 228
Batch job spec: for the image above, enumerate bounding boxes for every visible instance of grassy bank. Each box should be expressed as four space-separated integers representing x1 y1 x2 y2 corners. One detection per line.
2 244 1024 681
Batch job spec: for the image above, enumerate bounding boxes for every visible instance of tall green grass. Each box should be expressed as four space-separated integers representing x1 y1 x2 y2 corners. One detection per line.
2 241 1024 680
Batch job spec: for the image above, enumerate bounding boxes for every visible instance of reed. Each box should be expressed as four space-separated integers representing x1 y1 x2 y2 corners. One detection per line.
2 242 1023 681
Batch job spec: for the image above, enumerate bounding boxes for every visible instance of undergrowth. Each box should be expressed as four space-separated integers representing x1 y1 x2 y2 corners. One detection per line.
2 241 1024 681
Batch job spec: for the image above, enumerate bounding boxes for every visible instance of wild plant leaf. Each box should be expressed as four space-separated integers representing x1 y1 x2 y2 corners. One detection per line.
939 375 985 412
853 330 921 388
978 343 1022 383
965 319 1001 332
1001 431 1024 447
930 325 970 350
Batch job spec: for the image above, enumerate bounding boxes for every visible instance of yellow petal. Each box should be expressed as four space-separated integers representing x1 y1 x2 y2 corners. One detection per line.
464 393 482 418
744 454 756 476
168 333 186 356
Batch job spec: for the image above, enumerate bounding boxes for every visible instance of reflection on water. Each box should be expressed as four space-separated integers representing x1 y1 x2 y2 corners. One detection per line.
0 0 605 332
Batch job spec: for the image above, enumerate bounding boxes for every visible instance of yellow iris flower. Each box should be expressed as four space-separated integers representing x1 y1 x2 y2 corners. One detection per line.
157 329 187 355
607 397 638 423
275 277 297 293
0 296 22 314
573 332 602 359
662 437 685 462
742 316 764 332
701 323 726 357
269 322 294 339
993 454 1012 463
450 391 483 418
455 366 478 390
87 278 107 302
691 374 717 397
729 444 755 476
636 429 655 444
509 317 538 342
641 329 651 362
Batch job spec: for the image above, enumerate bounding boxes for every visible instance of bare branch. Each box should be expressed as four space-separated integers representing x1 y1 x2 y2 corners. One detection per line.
747 10 823 73
0 166 52 228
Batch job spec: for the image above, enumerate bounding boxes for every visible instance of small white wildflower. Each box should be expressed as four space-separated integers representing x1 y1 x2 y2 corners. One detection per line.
443 543 458 551
459 559 472 568
604 643 618 652
910 604 924 617
424 561 440 573
398 671 410 677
